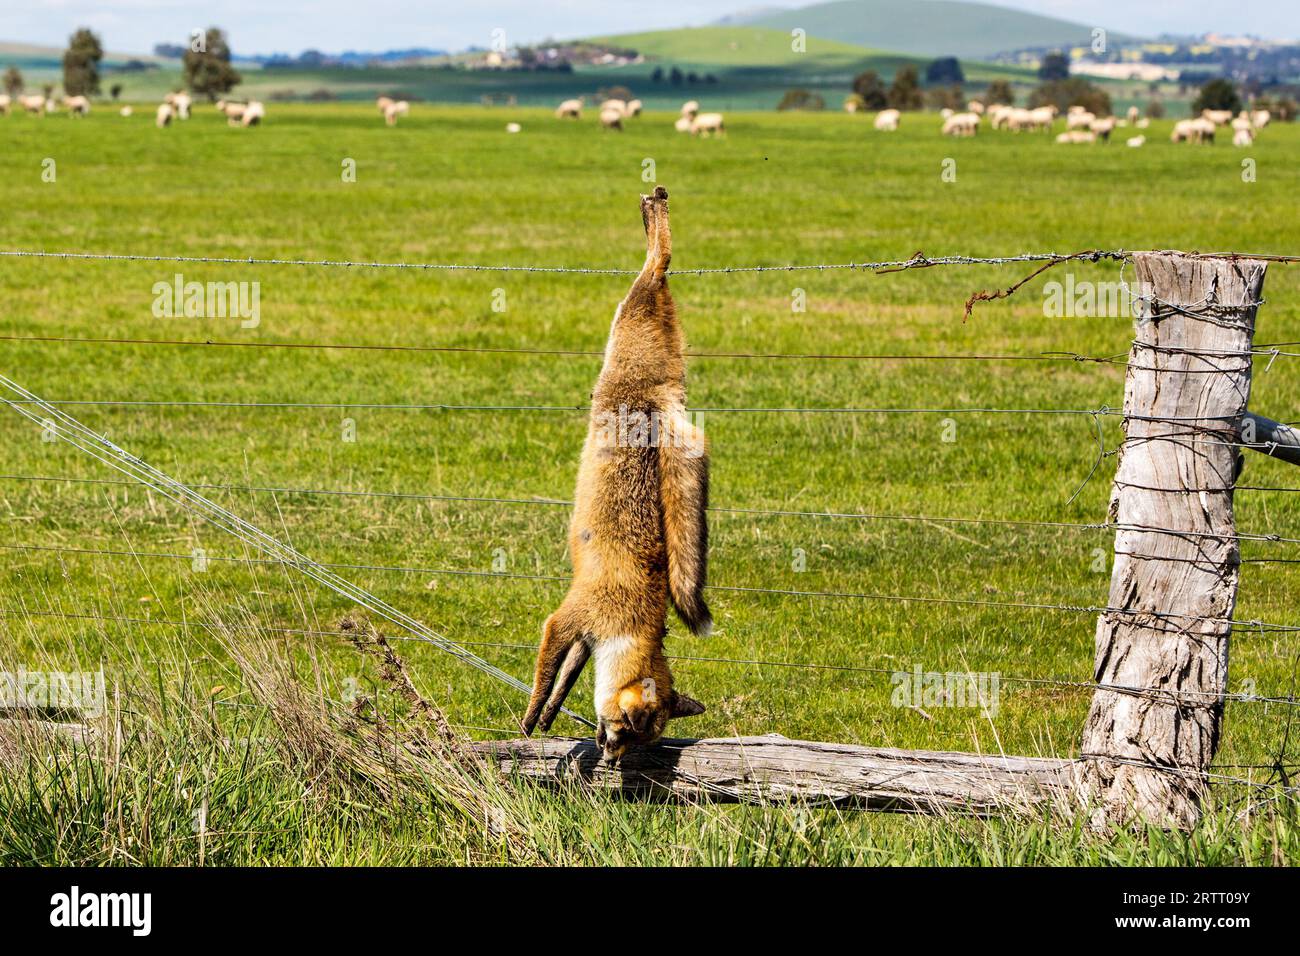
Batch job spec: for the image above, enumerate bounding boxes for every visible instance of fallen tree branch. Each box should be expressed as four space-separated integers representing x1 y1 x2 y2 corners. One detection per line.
475 735 1073 814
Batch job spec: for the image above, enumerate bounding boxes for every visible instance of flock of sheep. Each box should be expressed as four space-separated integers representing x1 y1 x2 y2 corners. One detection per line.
862 96 1271 148
0 92 91 116
0 88 267 128
555 96 726 136
5 87 1272 149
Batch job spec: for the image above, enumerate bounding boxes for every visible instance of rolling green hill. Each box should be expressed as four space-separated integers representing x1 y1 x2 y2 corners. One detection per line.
739 0 1142 59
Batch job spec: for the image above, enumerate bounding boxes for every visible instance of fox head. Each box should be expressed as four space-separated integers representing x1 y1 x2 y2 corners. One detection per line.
596 677 705 761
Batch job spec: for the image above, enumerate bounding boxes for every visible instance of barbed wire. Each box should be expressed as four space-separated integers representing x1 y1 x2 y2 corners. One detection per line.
0 247 1131 276
7 606 1298 709
3 472 1297 543
5 540 1298 632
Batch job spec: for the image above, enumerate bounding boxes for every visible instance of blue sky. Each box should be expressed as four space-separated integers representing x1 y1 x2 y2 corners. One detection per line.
7 1 1299 56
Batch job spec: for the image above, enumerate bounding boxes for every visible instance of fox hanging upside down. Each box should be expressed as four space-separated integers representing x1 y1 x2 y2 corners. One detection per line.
522 186 710 760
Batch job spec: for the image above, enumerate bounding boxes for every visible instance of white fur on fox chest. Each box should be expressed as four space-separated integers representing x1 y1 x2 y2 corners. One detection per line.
592 634 638 710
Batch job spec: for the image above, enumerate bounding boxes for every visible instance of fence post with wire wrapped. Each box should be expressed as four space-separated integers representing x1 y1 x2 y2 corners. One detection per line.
1076 252 1268 829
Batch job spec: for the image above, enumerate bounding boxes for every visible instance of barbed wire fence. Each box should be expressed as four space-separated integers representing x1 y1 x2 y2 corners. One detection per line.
2 245 1299 820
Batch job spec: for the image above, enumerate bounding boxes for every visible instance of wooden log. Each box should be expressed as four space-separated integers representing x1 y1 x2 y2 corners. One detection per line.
1076 252 1267 829
475 735 1073 813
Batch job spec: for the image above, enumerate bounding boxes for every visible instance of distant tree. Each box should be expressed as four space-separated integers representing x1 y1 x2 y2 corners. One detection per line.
925 56 964 86
777 88 825 111
887 66 923 111
183 27 242 100
3 66 22 96
704 73 718 84
598 85 634 102
985 78 1014 106
926 84 964 111
1029 78 1111 116
1192 77 1242 115
62 27 104 96
110 83 123 100
686 71 700 83
669 66 683 86
153 43 186 58
1038 51 1070 81
1145 98 1165 118
650 66 664 83
852 70 887 110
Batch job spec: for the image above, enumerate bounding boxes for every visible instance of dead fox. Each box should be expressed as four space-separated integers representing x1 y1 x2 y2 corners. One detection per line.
522 186 709 760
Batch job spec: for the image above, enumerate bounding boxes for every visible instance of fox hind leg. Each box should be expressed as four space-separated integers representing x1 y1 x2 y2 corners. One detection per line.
522 607 591 734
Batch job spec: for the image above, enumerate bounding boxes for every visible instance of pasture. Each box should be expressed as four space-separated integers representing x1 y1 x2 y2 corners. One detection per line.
1 104 1298 864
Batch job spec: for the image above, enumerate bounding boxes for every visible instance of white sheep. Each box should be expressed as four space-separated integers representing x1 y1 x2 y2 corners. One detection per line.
384 100 409 126
625 99 642 117
120 105 133 117
690 112 725 137
1251 109 1270 128
673 115 692 133
599 99 627 119
1202 108 1233 126
555 98 582 119
1055 130 1096 144
217 99 246 124
155 102 174 127
1126 105 1139 124
1126 135 1145 147
1233 127 1254 146
941 112 979 136
165 91 191 119
241 101 265 127
62 95 90 117
1066 109 1095 130
20 94 46 115
376 95 395 113
873 108 899 131
966 100 985 115
599 107 624 131
988 104 1013 129
680 100 700 119
505 122 521 133
1088 116 1116 142
939 107 954 120
1171 117 1215 144
0 94 10 117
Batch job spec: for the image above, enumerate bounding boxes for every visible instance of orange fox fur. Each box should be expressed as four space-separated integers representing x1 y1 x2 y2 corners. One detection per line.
521 186 709 759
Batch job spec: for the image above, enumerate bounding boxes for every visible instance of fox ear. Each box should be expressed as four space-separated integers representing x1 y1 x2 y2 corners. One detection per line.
669 691 706 719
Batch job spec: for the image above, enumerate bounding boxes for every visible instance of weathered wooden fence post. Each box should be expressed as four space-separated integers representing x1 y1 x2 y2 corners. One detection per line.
1076 252 1268 828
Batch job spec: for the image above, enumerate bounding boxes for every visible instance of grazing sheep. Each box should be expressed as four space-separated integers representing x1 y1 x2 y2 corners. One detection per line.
0 94 10 117
1089 116 1116 142
873 108 900 131
62 95 90 117
690 112 725 137
20 94 46 115
673 115 692 133
988 104 1014 129
1126 105 1139 124
1233 127 1254 146
966 100 984 115
1055 130 1096 144
1201 108 1233 126
165 91 191 119
383 100 409 126
1126 135 1145 147
555 97 582 119
1171 117 1215 144
120 105 133 117
217 100 247 124
941 111 979 136
600 99 627 119
939 107 954 120
1231 112 1253 133
1136 117 1150 129
680 100 700 119
505 122 521 133
626 99 642 117
843 97 861 113
1252 109 1270 128
156 102 175 127
376 95 395 113
241 101 265 127
600 107 624 131
1066 109 1095 130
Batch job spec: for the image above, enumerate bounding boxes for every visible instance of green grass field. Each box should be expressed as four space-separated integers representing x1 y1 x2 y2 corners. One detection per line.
1 104 1298 865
